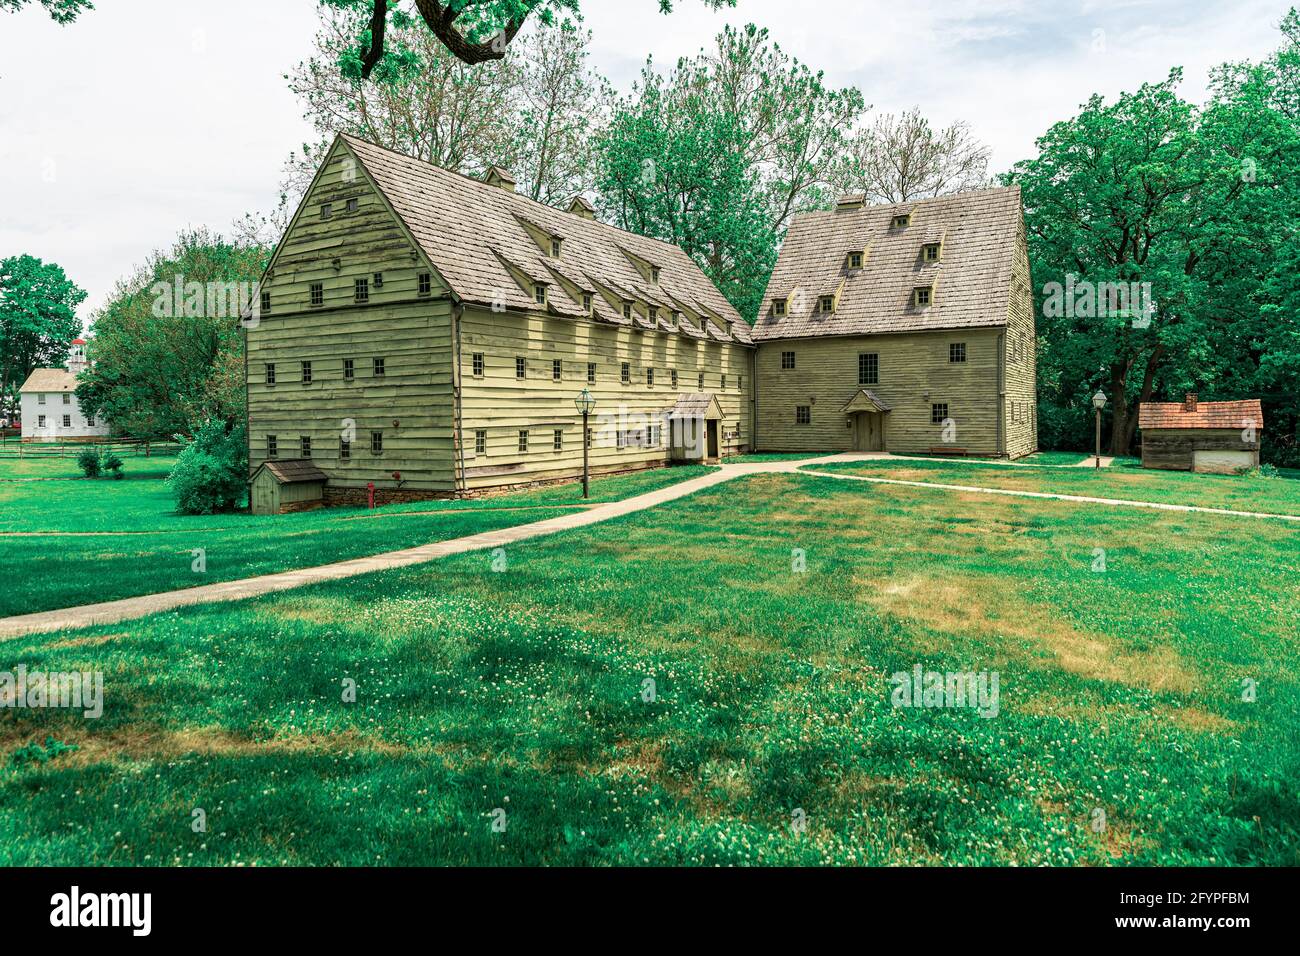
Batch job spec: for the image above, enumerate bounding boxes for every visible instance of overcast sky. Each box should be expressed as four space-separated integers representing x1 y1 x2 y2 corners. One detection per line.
0 0 1293 326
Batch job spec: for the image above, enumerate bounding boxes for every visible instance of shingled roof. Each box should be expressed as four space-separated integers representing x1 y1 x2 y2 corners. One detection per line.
754 186 1023 341
336 134 751 345
19 368 77 393
255 459 330 484
1139 399 1263 431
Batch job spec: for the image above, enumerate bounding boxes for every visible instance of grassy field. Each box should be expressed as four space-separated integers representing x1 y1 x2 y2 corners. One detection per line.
1 470 1295 866
804 457 1300 515
0 464 717 618
0 453 181 480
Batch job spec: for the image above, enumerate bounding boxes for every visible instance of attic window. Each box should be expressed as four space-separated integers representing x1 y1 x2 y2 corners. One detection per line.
818 295 835 313
346 198 359 214
913 286 932 307
310 282 324 307
649 306 658 322
550 238 562 258
321 203 333 220
582 293 592 313
847 251 863 270
773 299 786 316
650 266 661 283
892 214 910 228
260 290 271 315
622 301 633 320
418 273 432 296
534 283 547 305
923 243 941 262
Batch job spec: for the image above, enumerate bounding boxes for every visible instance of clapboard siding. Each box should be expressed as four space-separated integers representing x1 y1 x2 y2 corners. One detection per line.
1002 212 1038 459
754 328 1003 454
457 305 752 489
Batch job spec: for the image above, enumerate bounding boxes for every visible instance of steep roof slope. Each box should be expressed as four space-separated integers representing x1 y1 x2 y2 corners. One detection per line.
754 186 1023 341
338 134 751 345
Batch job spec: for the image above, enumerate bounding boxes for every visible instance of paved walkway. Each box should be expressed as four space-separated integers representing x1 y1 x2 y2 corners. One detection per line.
3 452 1294 640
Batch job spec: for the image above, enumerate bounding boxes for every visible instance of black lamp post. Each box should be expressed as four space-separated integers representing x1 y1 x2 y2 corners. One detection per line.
574 388 597 498
1092 390 1107 468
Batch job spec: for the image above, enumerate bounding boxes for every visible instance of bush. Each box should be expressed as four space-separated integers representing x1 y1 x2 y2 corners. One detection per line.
1244 463 1280 480
75 446 101 478
102 451 124 479
167 421 248 515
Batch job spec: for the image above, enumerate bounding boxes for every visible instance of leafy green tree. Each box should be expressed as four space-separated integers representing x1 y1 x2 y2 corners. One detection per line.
167 420 248 515
76 230 270 439
0 254 85 416
0 0 91 23
325 0 734 71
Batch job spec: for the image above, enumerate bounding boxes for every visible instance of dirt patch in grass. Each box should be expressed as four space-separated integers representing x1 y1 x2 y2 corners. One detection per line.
862 572 1199 693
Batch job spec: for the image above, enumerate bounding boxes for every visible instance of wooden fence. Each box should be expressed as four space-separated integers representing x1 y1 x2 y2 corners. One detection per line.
0 436 182 459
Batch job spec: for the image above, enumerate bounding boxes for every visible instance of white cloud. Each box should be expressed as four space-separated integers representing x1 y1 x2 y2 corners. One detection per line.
0 0 1292 324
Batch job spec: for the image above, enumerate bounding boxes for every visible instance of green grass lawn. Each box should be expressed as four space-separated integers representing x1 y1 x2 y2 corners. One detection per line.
804 456 1300 515
0 464 717 618
0 453 180 481
1 471 1295 866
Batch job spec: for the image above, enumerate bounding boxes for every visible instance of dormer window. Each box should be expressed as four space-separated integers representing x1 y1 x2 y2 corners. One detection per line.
622 301 632 320
913 286 932 307
550 238 562 258
818 295 835 313
847 251 863 270
534 283 547 305
649 306 658 322
650 265 661 283
923 243 941 262
582 292 593 313
892 214 910 228
773 299 786 316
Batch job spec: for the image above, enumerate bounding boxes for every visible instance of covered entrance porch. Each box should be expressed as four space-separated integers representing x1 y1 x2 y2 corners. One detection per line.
841 389 891 452
666 393 723 464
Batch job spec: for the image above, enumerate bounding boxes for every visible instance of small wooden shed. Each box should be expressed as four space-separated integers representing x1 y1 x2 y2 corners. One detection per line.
249 459 329 515
1138 394 1263 474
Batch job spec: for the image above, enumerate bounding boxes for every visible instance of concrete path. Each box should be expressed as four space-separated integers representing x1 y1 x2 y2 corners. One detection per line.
0 456 823 640
4 451 1294 640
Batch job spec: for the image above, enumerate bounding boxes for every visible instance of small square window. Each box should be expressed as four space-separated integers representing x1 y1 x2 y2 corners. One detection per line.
582 293 592 313
267 435 278 458
796 405 811 425
923 243 941 262
949 342 966 363
475 430 487 455
671 369 678 388
321 203 333 220
932 403 949 425
698 372 705 390
300 435 312 458
550 238 562 258
373 357 385 377
587 362 596 384
343 358 354 381
37 415 45 427
371 431 383 454
553 428 563 451
651 265 661 283
649 306 658 322
260 290 271 314
518 429 529 452
62 414 71 428
346 197 358 213
340 438 351 461
310 283 324 307
892 213 910 228
37 394 46 404
781 351 796 370
355 278 369 303
914 286 932 307
473 353 485 377
373 272 383 289
266 363 276 385
516 356 527 380
301 361 312 385
535 284 547 305
553 359 562 382
647 368 655 387
621 362 630 384
622 301 632 320
848 251 863 269
418 272 432 296
819 295 835 313
62 393 70 405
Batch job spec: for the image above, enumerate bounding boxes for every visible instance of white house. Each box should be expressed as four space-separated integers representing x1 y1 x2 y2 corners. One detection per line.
18 339 110 442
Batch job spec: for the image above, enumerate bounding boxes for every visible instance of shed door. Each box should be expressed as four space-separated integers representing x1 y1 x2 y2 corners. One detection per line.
251 474 278 515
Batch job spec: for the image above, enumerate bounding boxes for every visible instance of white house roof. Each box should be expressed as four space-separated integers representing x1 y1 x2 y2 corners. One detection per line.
19 368 77 393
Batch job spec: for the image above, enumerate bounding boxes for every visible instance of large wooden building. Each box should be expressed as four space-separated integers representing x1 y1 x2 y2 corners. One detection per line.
751 187 1037 458
246 134 754 511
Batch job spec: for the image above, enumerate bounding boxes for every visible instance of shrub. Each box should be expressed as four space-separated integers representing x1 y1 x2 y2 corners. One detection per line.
101 451 124 479
1244 463 1280 480
167 420 248 514
75 446 101 478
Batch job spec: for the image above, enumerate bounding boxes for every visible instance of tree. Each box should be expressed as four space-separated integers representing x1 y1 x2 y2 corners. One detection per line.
843 107 992 203
323 0 735 72
76 230 269 438
0 255 85 416
595 25 866 320
0 0 92 23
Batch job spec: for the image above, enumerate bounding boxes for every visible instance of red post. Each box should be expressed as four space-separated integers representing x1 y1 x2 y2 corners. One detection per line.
367 482 376 509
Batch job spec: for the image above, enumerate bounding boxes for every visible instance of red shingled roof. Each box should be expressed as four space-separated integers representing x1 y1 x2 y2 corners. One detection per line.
1139 400 1263 430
